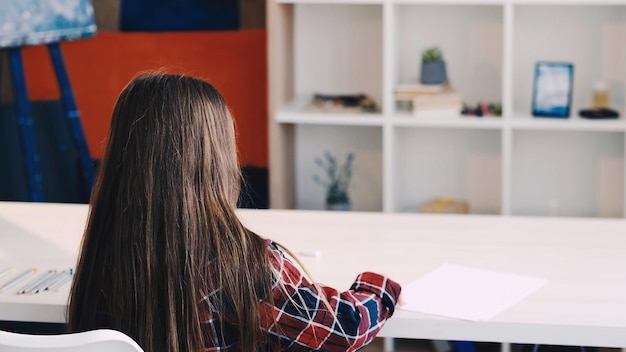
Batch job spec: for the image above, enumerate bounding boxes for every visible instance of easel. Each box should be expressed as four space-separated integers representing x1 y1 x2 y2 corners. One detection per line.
3 43 94 201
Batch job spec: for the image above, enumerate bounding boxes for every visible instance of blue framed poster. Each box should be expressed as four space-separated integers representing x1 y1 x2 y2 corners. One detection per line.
532 62 574 118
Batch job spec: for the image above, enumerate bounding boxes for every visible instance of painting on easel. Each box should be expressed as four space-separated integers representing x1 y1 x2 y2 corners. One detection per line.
0 0 97 203
0 0 96 49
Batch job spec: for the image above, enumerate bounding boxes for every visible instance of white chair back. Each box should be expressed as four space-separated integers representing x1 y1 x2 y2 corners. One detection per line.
0 328 144 352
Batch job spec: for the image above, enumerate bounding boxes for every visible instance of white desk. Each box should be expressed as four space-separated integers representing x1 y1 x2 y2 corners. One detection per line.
0 201 625 349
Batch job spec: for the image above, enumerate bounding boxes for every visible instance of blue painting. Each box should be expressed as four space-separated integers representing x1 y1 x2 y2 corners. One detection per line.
0 0 97 49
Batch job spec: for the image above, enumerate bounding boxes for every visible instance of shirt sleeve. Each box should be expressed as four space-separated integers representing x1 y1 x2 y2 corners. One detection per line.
260 241 401 352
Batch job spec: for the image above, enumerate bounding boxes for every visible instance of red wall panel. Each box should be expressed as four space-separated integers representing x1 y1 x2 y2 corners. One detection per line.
21 30 268 167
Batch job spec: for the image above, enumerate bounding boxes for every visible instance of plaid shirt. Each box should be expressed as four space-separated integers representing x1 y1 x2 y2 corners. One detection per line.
201 240 401 351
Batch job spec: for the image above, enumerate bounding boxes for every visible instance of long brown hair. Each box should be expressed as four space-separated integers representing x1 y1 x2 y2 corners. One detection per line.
68 72 271 352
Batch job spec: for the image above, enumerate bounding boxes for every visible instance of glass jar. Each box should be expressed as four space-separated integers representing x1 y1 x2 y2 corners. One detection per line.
592 80 609 108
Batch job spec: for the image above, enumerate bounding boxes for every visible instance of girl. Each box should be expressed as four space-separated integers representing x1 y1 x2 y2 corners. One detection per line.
67 72 401 352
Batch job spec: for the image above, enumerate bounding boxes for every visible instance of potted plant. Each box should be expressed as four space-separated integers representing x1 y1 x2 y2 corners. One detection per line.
420 46 448 85
313 151 355 211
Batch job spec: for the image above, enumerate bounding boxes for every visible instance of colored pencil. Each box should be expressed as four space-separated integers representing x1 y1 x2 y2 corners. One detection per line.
50 272 73 292
0 268 36 293
0 267 15 281
19 270 57 295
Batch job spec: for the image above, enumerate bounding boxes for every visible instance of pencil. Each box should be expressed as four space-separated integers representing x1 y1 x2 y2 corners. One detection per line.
50 272 73 292
0 268 36 293
40 271 68 293
20 270 57 295
17 270 51 294
0 267 15 281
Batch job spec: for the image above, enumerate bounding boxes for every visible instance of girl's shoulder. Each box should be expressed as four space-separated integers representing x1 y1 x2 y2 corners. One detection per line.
264 238 286 261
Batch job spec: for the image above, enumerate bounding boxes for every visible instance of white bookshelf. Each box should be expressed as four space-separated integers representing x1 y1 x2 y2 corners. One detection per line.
267 0 626 218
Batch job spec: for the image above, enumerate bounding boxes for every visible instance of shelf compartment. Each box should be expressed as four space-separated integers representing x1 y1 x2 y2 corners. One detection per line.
295 125 383 211
276 97 384 125
512 5 626 121
294 4 384 113
392 127 502 214
391 113 504 129
393 4 504 115
511 113 626 132
511 130 624 218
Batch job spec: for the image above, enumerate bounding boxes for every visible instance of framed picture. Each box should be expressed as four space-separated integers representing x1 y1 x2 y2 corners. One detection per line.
532 62 574 118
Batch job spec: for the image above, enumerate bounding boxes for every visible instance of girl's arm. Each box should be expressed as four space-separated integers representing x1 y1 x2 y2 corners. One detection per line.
261 241 401 352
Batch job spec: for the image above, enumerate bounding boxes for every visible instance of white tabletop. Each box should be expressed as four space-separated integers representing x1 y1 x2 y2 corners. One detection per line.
0 201 625 348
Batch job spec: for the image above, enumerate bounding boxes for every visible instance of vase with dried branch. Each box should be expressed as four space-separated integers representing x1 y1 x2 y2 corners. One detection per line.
313 151 355 211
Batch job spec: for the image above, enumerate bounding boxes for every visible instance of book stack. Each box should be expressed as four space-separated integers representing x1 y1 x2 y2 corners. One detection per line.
395 83 463 118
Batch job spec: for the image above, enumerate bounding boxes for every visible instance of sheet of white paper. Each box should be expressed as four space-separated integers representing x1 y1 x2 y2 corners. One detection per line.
399 263 548 321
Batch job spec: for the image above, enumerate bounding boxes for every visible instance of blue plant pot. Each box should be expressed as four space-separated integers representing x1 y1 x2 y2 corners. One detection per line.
326 201 351 211
326 192 351 211
420 61 448 85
